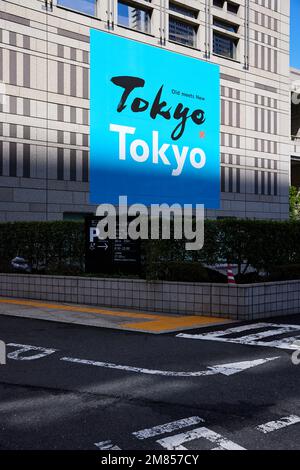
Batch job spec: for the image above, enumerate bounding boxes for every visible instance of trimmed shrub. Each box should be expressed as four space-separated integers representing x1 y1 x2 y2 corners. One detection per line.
1 219 300 282
143 219 300 280
268 264 300 282
149 261 210 282
0 221 84 275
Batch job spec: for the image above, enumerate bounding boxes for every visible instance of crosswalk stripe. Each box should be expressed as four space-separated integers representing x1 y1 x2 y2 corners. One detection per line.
177 323 272 340
94 440 122 450
94 413 300 450
177 323 300 350
232 325 300 343
252 336 300 350
157 427 246 451
257 415 300 434
133 416 204 440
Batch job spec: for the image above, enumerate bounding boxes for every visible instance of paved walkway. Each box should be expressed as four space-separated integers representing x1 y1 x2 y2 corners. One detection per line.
0 297 231 333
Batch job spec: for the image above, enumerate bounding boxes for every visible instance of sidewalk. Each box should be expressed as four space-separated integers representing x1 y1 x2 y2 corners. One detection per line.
0 297 231 334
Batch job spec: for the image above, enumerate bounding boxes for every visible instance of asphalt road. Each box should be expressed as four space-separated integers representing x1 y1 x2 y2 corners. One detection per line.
0 313 300 450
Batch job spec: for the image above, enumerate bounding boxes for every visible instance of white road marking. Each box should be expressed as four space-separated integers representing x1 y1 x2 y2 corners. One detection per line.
133 416 204 440
207 357 280 376
7 343 57 361
182 323 273 337
177 323 300 350
257 415 300 434
156 427 245 451
94 440 121 450
60 356 279 377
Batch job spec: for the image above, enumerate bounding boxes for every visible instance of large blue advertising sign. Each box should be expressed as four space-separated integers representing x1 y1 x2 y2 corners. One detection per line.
90 30 220 207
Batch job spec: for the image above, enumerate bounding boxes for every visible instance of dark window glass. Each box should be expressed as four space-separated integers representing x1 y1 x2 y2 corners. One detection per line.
236 168 240 193
57 104 64 122
58 130 64 144
23 98 30 116
118 1 151 33
23 143 30 178
10 124 17 138
221 166 225 192
10 96 17 114
57 148 64 180
261 171 265 195
255 170 258 195
70 106 76 123
82 134 89 147
169 17 196 47
23 35 30 49
57 62 64 95
9 142 17 177
23 126 30 140
227 2 239 14
70 149 77 181
213 0 225 8
70 132 76 146
57 0 96 16
83 108 89 125
213 18 238 33
274 173 278 196
213 32 237 59
169 2 197 18
0 141 3 176
82 151 89 182
9 32 17 46
9 50 17 85
268 172 271 196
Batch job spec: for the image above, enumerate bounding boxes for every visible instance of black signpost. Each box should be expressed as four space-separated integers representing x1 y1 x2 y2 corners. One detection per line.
85 216 141 275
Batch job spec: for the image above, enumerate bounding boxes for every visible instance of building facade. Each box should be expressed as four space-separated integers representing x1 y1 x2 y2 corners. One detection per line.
291 67 300 187
0 0 291 221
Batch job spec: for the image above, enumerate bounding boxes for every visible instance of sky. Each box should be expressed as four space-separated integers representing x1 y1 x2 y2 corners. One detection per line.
291 0 300 69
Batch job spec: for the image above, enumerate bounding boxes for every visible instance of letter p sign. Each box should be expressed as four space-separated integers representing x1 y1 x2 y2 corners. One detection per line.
90 227 100 242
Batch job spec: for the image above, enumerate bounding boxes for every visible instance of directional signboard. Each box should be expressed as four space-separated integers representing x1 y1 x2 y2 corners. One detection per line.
85 217 141 275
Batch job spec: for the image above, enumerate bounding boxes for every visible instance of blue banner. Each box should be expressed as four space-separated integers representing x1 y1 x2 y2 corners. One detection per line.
90 30 220 207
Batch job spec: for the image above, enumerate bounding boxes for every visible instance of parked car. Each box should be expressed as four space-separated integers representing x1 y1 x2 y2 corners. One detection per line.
11 257 32 274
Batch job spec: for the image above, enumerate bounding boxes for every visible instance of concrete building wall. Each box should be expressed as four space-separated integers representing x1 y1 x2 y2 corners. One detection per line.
0 0 291 221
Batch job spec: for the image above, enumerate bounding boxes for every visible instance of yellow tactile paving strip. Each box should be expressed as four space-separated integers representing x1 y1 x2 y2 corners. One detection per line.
0 297 231 333
123 316 227 333
0 298 164 320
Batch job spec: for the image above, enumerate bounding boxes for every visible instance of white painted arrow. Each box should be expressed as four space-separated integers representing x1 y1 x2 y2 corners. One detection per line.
98 242 109 251
60 355 279 377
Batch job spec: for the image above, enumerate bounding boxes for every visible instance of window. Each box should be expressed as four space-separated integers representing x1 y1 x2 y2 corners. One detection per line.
23 144 30 178
213 18 239 33
213 32 237 59
57 0 96 16
213 0 239 14
169 2 198 19
227 2 239 14
169 17 196 47
213 0 225 8
118 1 151 34
57 148 64 180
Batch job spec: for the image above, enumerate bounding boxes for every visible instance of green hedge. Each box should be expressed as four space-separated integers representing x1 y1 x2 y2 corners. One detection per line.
0 221 84 274
143 219 300 280
1 219 300 281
